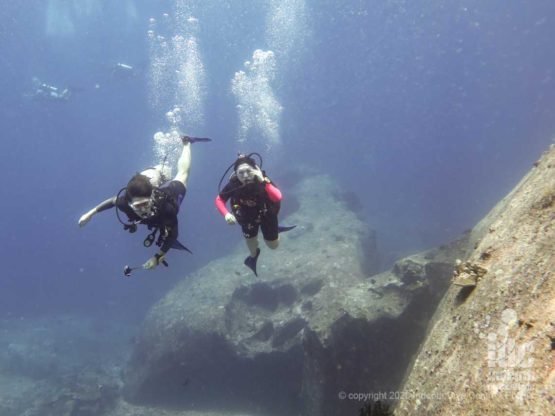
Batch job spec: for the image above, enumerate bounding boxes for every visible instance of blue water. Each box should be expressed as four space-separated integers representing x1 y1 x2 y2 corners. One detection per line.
1 0 554 323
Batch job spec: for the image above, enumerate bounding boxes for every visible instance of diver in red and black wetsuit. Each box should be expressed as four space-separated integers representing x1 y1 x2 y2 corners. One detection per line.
215 153 294 276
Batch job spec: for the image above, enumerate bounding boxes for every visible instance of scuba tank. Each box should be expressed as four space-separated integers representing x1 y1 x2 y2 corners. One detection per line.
115 157 171 232
140 164 171 188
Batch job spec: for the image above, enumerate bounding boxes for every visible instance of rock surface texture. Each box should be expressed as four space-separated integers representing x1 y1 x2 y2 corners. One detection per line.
123 175 465 416
395 145 555 415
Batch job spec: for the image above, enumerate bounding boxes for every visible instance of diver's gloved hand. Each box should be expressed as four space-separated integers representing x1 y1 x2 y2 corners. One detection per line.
78 209 96 227
252 166 265 183
143 253 165 270
225 213 237 225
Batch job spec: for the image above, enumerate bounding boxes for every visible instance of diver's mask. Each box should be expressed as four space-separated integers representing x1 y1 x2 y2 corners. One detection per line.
235 163 256 184
129 196 154 218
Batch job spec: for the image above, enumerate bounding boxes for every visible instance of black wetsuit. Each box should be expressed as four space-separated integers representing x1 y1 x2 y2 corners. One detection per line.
98 180 186 253
219 177 280 241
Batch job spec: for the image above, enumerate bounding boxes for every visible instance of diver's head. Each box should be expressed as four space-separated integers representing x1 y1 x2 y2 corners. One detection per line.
126 174 154 218
234 155 257 184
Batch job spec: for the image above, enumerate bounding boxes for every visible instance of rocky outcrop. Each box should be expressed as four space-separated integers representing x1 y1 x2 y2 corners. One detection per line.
0 316 127 416
395 146 555 415
123 174 467 416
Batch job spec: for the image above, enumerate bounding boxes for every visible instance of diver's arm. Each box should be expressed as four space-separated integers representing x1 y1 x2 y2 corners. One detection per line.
95 196 118 212
78 196 117 227
265 183 282 203
159 224 178 254
215 195 237 224
144 221 175 270
252 166 282 203
215 195 230 217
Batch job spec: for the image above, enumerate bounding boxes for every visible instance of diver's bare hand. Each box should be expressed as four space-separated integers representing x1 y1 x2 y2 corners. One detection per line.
225 213 237 225
78 209 95 227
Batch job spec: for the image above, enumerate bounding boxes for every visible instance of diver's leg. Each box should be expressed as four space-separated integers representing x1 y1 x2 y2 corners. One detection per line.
240 221 259 256
244 234 261 276
242 222 261 275
245 236 260 257
173 142 192 186
261 214 279 249
265 238 279 249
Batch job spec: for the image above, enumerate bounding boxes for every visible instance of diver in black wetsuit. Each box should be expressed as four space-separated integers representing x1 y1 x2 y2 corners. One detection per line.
78 135 210 272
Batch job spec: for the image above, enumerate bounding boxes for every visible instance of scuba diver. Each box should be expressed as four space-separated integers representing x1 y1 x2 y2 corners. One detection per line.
30 77 71 102
215 153 295 276
78 135 211 275
111 62 136 79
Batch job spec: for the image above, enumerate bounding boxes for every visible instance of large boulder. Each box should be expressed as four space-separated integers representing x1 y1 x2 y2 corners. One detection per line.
123 175 467 415
395 145 555 415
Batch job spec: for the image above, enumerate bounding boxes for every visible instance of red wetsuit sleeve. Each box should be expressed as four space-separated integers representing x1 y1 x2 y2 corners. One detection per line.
215 195 230 217
265 182 282 203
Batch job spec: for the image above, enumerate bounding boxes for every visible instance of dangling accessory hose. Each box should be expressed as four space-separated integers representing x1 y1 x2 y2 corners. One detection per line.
123 265 141 277
123 256 168 277
144 230 157 247
115 187 141 230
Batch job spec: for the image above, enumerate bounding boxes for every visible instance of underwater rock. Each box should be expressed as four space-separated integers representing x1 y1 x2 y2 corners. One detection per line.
395 145 555 416
26 379 119 416
0 367 120 416
0 316 133 416
123 175 466 416
451 259 488 287
1 341 59 378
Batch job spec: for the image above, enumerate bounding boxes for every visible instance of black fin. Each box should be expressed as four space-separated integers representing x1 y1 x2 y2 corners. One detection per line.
181 135 212 144
278 225 296 233
172 240 193 254
244 248 261 276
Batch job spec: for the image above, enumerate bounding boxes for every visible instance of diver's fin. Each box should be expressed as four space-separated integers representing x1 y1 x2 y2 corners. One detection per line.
172 240 193 254
244 248 261 276
181 135 212 144
278 225 296 233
